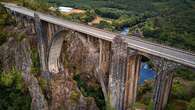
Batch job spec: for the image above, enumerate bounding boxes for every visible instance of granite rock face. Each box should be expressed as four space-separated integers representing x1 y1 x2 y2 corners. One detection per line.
0 37 48 110
47 32 100 110
0 12 102 109
49 70 99 110
0 35 100 110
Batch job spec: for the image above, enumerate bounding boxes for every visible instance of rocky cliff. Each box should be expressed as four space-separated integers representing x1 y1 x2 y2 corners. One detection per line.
0 16 100 110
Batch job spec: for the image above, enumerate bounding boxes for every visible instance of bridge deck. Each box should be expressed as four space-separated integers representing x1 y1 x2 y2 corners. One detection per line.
2 2 195 68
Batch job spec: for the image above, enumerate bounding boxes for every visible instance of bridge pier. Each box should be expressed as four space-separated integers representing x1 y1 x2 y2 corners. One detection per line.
31 21 36 34
108 36 127 110
108 36 141 110
46 23 53 42
152 58 178 110
34 14 47 71
123 51 141 110
14 13 23 28
98 39 111 84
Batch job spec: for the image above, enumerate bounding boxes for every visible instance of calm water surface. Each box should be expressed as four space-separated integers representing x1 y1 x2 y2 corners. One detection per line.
139 63 156 84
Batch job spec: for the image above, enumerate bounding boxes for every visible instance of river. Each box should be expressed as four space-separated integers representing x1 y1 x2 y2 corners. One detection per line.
139 63 156 85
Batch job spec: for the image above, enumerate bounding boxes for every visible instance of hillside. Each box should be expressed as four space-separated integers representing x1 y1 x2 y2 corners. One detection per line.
2 0 195 51
58 0 195 52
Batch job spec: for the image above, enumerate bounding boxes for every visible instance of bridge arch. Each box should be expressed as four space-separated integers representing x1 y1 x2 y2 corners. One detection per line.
48 29 72 73
47 29 100 74
48 29 110 109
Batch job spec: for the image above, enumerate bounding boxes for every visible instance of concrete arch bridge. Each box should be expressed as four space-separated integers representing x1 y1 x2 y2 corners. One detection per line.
2 2 195 110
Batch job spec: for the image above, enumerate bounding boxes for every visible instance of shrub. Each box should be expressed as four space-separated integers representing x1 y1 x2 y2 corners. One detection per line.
113 15 139 29
38 77 47 91
147 101 154 110
175 68 195 81
0 3 15 27
30 47 40 75
81 9 96 23
187 98 195 110
0 68 31 110
0 68 23 90
73 74 106 110
0 32 8 46
0 85 31 110
95 8 128 19
95 20 113 30
171 81 189 100
63 13 83 23
70 90 81 103
0 72 14 87
166 101 176 110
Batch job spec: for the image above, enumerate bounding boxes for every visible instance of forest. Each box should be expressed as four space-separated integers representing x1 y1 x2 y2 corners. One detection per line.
2 0 194 51
46 0 195 52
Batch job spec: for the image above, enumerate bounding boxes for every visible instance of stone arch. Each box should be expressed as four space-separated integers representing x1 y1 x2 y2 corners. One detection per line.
47 29 100 74
47 30 102 110
48 29 109 104
48 29 72 73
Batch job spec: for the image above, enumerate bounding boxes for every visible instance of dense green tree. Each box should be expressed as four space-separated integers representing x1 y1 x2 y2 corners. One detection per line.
74 74 106 110
187 98 195 110
0 68 31 110
95 20 113 30
171 81 189 100
81 9 96 23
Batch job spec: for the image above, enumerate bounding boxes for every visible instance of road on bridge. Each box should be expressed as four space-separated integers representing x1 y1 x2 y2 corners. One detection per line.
2 2 195 68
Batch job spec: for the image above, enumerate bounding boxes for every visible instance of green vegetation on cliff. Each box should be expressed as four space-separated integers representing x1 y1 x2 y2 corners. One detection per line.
165 68 195 110
74 74 106 110
188 98 195 110
0 3 15 27
0 3 15 45
0 68 31 110
0 5 31 110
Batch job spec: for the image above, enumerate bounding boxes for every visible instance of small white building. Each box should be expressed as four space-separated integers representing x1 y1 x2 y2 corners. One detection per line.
58 7 73 13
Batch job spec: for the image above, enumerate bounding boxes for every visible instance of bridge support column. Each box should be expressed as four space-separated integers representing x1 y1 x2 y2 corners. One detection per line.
34 14 47 71
31 21 36 34
152 58 178 110
108 36 141 110
15 14 23 28
108 36 127 110
123 51 141 110
99 39 111 83
47 23 53 42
